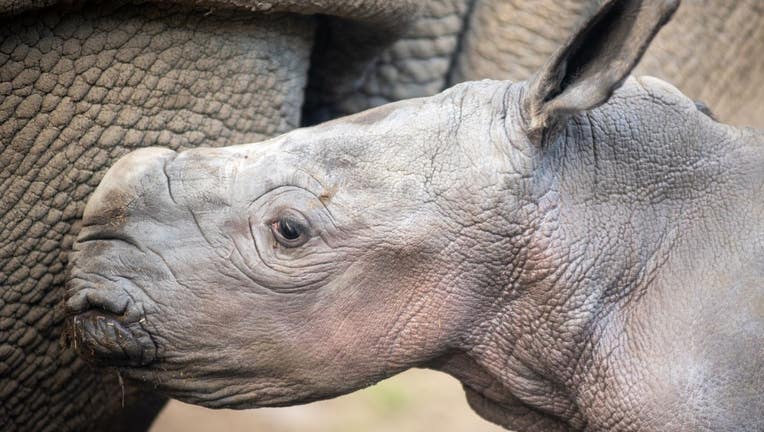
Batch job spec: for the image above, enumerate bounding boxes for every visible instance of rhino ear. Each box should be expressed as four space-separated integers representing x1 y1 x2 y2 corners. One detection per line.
524 0 679 140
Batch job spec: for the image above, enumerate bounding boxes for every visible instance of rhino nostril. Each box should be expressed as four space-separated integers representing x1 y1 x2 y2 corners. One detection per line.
76 229 143 251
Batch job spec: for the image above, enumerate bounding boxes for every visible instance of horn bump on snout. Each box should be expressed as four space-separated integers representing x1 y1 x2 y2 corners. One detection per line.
82 147 178 228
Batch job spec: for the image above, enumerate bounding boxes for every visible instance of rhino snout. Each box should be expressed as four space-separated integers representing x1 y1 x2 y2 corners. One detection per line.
65 147 181 367
81 147 178 229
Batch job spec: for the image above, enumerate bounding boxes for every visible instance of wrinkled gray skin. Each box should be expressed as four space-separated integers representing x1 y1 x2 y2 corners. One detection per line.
66 0 763 431
3 0 762 432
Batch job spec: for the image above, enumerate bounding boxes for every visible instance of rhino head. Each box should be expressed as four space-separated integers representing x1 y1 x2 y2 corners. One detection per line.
66 0 764 430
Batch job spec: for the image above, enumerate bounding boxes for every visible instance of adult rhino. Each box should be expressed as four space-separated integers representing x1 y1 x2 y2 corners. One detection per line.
66 0 764 431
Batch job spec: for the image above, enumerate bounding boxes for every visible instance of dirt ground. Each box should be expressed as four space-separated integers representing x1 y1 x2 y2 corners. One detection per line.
150 369 505 432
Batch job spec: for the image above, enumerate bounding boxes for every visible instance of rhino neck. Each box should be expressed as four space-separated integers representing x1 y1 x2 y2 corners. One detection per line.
438 99 764 430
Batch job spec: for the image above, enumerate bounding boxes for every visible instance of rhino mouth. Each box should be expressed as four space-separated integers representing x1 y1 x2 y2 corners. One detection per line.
66 257 159 367
65 222 163 367
69 309 157 367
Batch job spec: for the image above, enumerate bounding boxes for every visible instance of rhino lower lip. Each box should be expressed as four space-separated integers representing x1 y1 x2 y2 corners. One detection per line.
70 310 157 367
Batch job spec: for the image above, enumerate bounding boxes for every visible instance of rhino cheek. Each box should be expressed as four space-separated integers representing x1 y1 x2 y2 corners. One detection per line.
285 259 460 381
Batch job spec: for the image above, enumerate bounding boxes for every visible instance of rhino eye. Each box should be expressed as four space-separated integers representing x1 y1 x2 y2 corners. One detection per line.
271 212 310 247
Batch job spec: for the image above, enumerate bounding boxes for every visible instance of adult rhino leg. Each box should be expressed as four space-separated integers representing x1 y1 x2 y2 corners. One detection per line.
0 3 313 431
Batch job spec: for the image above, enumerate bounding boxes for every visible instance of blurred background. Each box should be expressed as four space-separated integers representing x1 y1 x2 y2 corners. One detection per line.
151 369 505 432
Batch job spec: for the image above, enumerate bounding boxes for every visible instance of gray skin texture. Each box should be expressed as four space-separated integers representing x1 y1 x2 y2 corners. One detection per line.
324 0 764 129
2 0 761 431
0 1 420 431
451 0 764 128
66 0 763 431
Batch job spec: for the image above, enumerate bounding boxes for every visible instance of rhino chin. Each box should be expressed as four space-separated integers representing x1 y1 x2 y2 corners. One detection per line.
69 311 157 367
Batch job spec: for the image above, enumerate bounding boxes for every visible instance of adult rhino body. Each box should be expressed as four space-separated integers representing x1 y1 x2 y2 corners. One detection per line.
1 1 421 430
66 0 763 431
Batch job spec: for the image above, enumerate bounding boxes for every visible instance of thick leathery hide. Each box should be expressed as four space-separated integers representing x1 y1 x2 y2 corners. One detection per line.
0 2 313 430
450 0 596 85
304 0 473 122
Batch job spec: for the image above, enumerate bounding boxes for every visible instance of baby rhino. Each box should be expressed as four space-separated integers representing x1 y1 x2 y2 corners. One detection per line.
66 0 762 430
